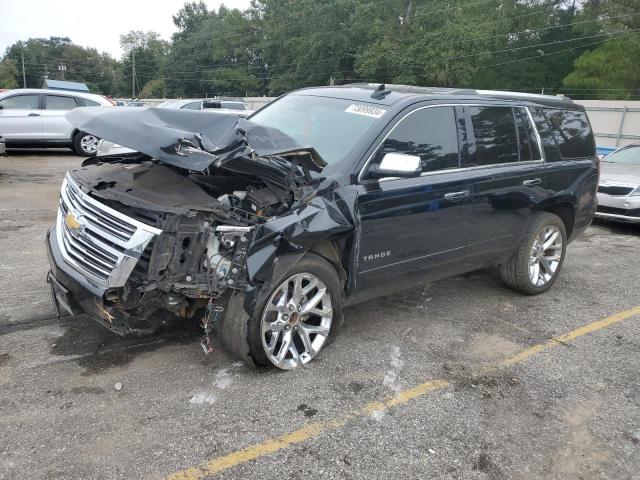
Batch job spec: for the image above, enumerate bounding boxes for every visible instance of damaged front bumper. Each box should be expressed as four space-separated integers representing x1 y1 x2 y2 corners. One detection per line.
46 225 143 335
47 173 180 335
45 172 257 354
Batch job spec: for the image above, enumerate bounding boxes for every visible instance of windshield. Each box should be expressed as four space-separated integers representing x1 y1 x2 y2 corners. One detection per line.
603 146 640 165
250 94 385 165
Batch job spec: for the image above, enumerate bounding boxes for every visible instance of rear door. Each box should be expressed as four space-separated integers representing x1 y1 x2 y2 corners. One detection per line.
0 93 43 142
42 94 80 141
353 105 474 300
464 105 548 268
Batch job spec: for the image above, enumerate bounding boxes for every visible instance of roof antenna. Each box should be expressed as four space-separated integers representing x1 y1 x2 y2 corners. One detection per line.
371 83 391 100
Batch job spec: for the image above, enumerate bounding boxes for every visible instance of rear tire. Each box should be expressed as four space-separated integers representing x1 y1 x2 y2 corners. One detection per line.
248 253 343 369
73 131 99 157
499 212 567 295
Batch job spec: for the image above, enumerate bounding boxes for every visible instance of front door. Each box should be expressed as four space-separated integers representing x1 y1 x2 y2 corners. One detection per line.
0 92 43 143
352 105 474 301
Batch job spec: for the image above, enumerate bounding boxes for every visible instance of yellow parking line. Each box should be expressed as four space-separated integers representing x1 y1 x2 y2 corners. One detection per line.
167 305 640 480
499 304 640 367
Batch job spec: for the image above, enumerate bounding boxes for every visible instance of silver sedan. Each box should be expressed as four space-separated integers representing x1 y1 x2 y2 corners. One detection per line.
596 144 640 223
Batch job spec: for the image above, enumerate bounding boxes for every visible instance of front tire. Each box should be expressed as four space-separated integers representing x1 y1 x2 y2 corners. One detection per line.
73 131 99 156
248 254 343 370
499 212 567 295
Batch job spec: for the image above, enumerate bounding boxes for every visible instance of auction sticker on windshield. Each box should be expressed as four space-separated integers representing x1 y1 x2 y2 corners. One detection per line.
345 104 386 119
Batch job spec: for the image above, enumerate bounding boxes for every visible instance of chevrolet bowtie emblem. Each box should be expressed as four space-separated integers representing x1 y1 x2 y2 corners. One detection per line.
65 213 82 230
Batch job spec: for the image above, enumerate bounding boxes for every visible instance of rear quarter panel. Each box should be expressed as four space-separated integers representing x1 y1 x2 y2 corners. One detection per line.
531 106 598 241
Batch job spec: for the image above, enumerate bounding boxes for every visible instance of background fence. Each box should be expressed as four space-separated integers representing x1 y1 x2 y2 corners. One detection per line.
575 100 640 150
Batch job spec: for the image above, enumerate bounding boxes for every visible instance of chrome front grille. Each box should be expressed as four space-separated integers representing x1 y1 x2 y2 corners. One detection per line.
55 174 162 290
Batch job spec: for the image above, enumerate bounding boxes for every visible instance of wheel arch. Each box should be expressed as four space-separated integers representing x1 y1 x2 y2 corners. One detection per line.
307 240 347 289
537 201 575 238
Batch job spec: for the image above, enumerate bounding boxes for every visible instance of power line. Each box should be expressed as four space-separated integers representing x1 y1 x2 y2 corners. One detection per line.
126 27 640 84
18 6 631 81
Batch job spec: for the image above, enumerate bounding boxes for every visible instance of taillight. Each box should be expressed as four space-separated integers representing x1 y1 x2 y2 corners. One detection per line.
102 96 117 106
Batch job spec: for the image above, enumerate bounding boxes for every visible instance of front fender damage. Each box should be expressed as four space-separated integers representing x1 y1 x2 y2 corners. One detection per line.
58 107 359 365
217 183 355 365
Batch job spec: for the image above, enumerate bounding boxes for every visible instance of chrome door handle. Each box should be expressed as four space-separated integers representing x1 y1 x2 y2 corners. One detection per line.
444 190 470 200
522 178 541 186
28 113 40 117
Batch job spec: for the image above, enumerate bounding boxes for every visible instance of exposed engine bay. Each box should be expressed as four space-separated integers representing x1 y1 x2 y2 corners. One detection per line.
47 107 354 365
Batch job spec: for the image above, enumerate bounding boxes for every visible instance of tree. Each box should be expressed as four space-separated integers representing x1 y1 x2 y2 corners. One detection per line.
120 31 170 98
166 5 261 97
563 37 640 99
140 79 166 98
173 1 210 37
0 58 19 88
3 37 122 95
253 0 360 94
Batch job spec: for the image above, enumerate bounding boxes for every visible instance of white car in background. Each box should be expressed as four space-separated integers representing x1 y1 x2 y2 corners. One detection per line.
596 144 640 223
0 88 115 156
156 98 253 117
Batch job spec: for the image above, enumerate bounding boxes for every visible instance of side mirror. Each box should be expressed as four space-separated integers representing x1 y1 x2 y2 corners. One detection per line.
368 153 422 179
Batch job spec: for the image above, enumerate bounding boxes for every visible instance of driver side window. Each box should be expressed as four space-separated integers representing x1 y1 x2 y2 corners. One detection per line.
371 106 460 174
0 94 39 110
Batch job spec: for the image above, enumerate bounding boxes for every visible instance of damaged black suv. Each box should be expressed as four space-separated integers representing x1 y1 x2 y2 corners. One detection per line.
46 84 598 369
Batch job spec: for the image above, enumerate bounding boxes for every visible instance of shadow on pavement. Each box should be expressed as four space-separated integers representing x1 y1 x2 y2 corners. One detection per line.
51 314 203 375
5 148 78 156
592 218 640 237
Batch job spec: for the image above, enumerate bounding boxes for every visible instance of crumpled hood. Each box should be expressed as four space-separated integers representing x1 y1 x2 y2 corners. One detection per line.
66 107 326 173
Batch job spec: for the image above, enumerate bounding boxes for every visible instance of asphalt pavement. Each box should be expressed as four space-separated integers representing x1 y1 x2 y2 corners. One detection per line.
1 150 639 480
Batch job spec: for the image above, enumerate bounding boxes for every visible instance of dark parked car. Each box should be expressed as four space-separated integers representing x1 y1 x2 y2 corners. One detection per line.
45 85 598 370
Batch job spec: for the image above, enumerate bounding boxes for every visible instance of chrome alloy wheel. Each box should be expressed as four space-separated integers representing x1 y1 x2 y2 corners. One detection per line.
528 225 563 287
261 272 333 370
80 134 99 154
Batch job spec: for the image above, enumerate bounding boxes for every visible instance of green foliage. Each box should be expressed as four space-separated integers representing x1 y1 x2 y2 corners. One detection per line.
120 31 170 98
564 37 640 98
0 58 19 89
1 0 638 98
165 4 260 97
140 78 167 98
3 37 121 95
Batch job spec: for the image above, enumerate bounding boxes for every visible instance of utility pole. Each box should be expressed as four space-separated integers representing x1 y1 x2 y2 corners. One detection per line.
131 50 136 99
58 59 66 80
21 52 26 88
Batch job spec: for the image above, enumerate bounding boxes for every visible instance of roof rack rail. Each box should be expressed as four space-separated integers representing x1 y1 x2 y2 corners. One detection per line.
473 89 573 103
340 83 573 103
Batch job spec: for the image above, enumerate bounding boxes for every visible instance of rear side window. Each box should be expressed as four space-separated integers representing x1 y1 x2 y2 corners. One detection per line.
544 109 594 158
76 97 100 107
466 106 519 166
375 106 460 173
181 101 202 110
0 94 39 109
45 95 78 110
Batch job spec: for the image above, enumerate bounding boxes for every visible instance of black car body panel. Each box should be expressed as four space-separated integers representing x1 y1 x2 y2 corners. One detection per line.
45 85 598 361
66 107 326 173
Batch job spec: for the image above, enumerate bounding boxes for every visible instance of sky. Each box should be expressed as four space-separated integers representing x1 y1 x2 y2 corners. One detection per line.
0 0 251 59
